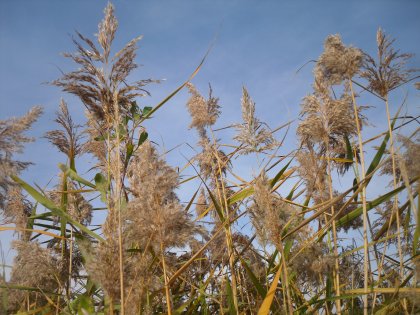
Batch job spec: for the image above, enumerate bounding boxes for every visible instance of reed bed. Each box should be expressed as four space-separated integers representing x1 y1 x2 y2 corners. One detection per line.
0 3 419 314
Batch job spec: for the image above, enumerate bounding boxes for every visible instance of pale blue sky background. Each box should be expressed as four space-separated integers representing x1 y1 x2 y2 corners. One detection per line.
1 0 419 270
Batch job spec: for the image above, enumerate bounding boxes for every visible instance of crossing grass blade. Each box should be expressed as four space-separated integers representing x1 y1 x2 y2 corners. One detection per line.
258 262 282 315
11 175 103 242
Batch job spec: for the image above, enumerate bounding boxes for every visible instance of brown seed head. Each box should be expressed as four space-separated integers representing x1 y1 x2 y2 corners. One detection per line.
361 28 415 97
8 240 63 309
126 141 198 251
250 172 296 247
0 106 42 210
186 82 220 129
234 87 277 154
45 99 83 159
315 34 363 85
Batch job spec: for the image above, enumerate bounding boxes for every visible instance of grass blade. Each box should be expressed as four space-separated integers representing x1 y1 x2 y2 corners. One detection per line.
11 175 103 242
258 262 282 315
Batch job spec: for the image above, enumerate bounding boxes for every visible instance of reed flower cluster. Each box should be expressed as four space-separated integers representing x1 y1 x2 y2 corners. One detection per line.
250 172 296 247
234 87 277 154
52 3 157 125
126 140 199 251
315 34 363 84
44 100 84 160
186 82 220 130
7 240 63 311
0 107 42 211
48 178 93 225
361 28 414 97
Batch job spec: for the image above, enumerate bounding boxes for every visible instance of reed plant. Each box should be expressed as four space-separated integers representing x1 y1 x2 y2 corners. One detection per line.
0 3 419 314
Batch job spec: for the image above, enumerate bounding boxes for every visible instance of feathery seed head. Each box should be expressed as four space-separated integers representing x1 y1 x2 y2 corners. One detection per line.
196 188 208 217
398 134 420 181
296 150 328 204
45 99 84 159
234 87 277 154
290 239 334 286
381 132 420 190
0 106 43 157
52 3 156 122
250 172 297 247
86 238 128 302
328 191 362 232
83 110 108 170
8 241 63 309
186 82 221 129
196 133 230 180
373 201 407 239
297 83 359 150
48 178 93 225
2 187 32 239
361 28 415 97
0 106 42 211
97 3 118 62
126 141 198 251
315 34 363 85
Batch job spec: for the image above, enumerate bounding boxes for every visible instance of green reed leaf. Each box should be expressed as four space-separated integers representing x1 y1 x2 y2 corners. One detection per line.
11 175 103 242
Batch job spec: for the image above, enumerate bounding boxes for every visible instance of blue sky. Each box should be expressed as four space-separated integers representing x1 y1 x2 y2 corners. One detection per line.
0 0 419 270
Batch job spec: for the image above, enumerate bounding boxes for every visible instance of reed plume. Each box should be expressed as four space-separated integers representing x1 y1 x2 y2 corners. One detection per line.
315 34 363 85
361 28 414 97
0 106 42 210
52 3 157 124
44 99 83 163
234 87 277 154
126 140 199 251
250 172 297 247
186 82 220 130
7 240 63 311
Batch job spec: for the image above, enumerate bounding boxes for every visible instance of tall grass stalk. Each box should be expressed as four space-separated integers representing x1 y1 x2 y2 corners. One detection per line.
384 95 405 281
326 156 341 314
349 79 370 314
113 93 125 315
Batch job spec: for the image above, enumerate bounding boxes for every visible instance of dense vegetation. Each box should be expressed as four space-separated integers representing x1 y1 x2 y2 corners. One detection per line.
0 3 419 314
